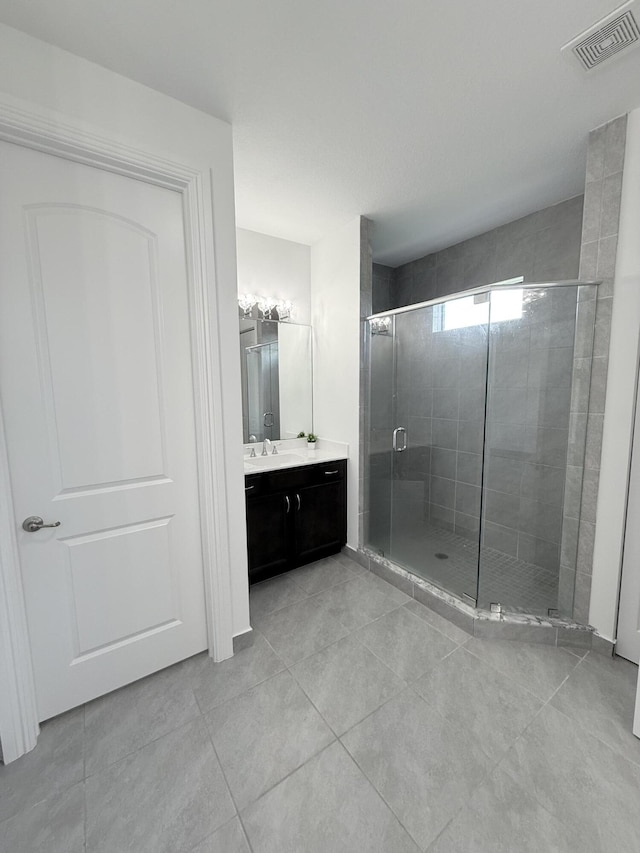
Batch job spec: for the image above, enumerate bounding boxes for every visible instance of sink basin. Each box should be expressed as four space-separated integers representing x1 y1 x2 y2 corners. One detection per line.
245 452 307 470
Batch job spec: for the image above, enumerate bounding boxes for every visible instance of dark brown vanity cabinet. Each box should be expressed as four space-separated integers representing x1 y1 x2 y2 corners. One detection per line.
245 460 347 583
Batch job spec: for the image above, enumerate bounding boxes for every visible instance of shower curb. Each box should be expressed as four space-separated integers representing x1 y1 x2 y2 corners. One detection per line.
345 545 614 656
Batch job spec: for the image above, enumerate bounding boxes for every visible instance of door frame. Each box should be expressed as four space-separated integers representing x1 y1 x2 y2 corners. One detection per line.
0 94 236 762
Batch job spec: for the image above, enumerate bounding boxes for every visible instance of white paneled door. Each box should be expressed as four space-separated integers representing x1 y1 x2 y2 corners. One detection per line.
0 141 208 721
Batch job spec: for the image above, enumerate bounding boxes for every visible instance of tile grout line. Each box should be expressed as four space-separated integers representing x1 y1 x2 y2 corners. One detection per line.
543 653 640 771
403 598 473 645
285 644 406 741
195 687 258 853
83 695 203 783
255 585 413 670
480 658 597 842
337 717 433 851
194 649 341 824
250 552 367 619
418 651 589 846
238 740 340 827
462 641 581 704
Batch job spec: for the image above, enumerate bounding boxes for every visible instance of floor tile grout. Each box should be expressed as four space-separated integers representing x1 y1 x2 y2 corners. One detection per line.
236 739 339 822
543 660 640 771
336 730 426 850
83 697 203 785
462 639 581 704
198 703 257 853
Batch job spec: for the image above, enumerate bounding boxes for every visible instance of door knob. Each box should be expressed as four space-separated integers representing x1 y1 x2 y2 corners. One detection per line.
22 516 61 533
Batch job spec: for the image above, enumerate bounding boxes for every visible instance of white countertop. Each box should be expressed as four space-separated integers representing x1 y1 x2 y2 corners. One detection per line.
243 438 348 474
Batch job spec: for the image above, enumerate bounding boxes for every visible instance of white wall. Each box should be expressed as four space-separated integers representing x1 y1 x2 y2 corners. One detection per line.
311 218 362 548
278 324 313 439
590 107 640 641
0 24 250 641
236 228 311 325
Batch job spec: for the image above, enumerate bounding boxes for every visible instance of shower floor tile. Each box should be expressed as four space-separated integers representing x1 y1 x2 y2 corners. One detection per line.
388 523 559 615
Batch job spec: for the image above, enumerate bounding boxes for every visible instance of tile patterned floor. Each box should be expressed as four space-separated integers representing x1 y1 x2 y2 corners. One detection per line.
1 552 639 852
390 522 559 614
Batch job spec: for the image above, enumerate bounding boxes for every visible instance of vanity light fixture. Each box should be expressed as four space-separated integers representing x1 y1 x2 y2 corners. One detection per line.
238 293 257 317
238 293 295 321
257 295 278 319
276 299 293 321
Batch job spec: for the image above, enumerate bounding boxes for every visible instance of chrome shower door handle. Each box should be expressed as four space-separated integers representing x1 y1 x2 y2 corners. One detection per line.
263 412 274 428
392 426 407 452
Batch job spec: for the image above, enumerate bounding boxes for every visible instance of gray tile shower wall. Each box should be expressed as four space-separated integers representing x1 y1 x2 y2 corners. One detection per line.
372 264 394 314
483 287 578 577
371 194 584 313
570 116 627 625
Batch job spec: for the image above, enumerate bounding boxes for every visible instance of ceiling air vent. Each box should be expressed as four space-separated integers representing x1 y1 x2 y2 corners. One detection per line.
562 1 640 71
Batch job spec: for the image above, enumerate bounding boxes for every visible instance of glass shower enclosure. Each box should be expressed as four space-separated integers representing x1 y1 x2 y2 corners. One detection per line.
367 281 597 618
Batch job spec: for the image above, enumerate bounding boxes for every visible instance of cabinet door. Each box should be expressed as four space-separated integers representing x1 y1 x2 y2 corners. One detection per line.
293 480 346 564
246 491 291 582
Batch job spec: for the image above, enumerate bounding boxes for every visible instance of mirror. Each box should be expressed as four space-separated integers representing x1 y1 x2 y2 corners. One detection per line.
239 318 313 443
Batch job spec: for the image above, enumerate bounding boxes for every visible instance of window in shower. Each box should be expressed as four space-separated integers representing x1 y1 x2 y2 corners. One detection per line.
433 282 524 333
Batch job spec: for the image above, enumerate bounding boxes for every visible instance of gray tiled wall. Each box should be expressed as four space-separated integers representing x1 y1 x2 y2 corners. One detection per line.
372 264 394 314
483 286 582 592
570 116 627 624
372 195 584 313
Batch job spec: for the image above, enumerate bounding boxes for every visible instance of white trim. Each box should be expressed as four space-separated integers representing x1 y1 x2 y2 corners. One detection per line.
0 93 234 760
0 401 39 763
589 108 640 641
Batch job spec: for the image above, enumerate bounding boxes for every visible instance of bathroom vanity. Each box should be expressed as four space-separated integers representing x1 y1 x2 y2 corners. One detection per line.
244 454 347 583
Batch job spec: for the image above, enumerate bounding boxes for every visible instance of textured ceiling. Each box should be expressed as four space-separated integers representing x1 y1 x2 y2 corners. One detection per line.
1 0 639 265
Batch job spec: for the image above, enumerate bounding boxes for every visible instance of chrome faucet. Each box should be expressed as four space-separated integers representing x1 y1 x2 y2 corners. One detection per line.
262 438 272 456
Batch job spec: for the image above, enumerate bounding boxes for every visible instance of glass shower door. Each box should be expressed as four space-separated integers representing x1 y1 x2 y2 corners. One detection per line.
477 285 587 616
368 318 395 556
385 295 489 603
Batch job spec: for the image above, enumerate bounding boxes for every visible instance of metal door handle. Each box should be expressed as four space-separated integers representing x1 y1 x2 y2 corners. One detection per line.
324 470 339 475
285 495 291 513
245 485 255 491
296 493 301 511
22 516 61 533
392 427 407 452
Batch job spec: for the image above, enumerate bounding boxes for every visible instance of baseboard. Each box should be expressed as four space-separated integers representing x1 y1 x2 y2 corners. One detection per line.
232 628 255 653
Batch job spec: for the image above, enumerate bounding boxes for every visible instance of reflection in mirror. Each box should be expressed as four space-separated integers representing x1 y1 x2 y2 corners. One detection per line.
239 319 313 443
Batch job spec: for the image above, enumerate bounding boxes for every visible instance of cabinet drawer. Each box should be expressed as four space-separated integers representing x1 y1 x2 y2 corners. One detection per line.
264 459 346 492
244 461 346 497
305 459 346 485
244 474 263 498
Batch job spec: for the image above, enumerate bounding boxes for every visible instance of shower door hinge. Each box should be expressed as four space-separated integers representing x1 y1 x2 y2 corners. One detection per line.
548 608 560 618
490 602 503 614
